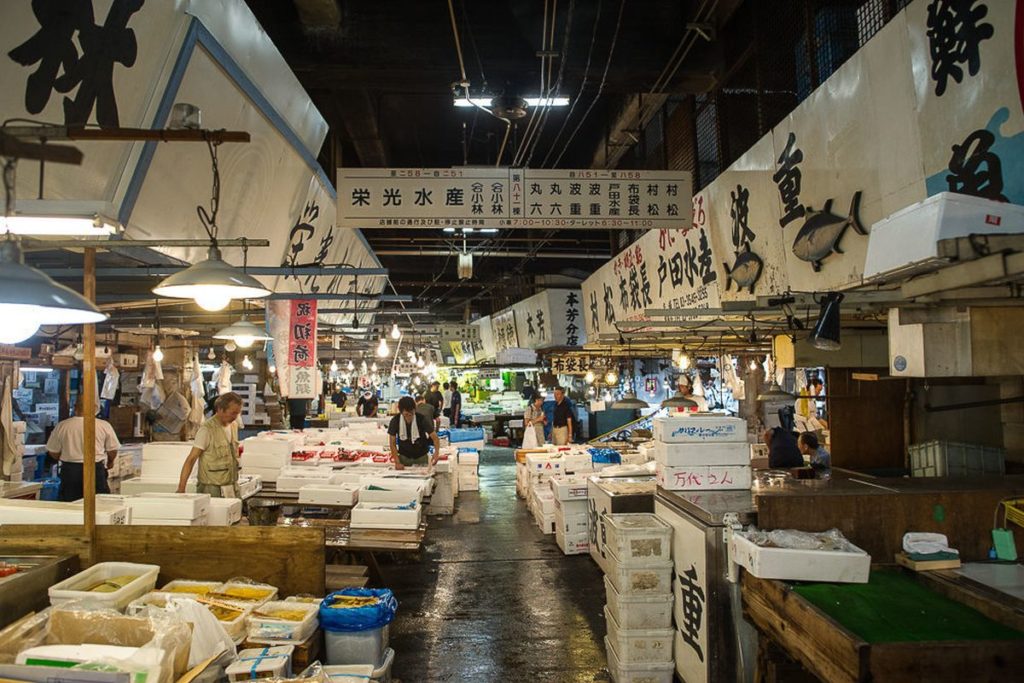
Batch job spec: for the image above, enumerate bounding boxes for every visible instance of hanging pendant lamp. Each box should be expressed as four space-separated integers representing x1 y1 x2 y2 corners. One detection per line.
809 292 844 351
661 391 698 409
612 391 650 410
214 314 271 348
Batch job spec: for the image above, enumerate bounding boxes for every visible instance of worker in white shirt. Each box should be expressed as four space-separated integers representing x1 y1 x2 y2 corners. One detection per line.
177 392 243 498
676 374 708 412
46 396 121 502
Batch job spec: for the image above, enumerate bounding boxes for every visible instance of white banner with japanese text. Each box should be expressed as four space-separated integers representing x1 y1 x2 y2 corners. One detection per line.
491 310 519 353
337 168 693 229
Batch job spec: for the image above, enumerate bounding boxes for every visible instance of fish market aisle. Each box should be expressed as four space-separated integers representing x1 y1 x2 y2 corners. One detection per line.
385 447 610 681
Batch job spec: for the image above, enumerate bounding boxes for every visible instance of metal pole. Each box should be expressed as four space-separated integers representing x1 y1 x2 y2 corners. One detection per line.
82 247 97 563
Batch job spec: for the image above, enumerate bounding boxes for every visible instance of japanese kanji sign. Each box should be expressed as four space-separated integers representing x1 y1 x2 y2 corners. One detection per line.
548 354 605 375
337 168 693 229
288 299 318 399
491 310 519 352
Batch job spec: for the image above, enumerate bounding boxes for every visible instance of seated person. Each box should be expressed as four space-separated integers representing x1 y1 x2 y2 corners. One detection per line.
798 431 831 471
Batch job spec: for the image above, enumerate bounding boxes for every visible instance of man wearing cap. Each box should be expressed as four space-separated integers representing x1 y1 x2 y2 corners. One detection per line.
356 390 379 417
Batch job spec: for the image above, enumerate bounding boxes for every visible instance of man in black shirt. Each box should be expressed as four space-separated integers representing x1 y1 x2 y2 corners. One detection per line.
356 390 379 417
551 386 573 445
449 383 463 427
425 382 444 425
388 396 441 469
414 394 435 422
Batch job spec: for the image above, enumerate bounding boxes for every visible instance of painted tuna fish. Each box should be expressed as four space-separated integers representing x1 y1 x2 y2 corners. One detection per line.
791 191 867 272
723 243 764 294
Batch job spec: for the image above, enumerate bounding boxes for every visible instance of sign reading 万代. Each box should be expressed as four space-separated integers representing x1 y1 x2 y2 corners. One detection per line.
288 299 318 399
337 168 693 229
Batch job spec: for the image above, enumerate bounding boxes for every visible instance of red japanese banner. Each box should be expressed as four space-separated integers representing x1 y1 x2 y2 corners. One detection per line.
288 299 317 399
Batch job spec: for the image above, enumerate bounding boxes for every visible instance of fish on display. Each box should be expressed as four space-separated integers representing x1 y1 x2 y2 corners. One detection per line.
722 243 764 294
791 191 866 272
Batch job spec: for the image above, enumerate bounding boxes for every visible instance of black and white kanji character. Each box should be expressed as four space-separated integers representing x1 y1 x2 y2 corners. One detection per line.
698 228 717 284
536 310 546 339
682 239 698 288
527 313 536 337
351 188 371 206
773 132 805 228
678 565 705 662
619 274 629 311
569 182 582 195
730 184 755 248
603 283 616 325
445 188 464 205
383 188 402 206
589 290 600 331
945 127 1008 201
629 269 641 310
639 262 653 306
414 188 433 206
926 0 994 97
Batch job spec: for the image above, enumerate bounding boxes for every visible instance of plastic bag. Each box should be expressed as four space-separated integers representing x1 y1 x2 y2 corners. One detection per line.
0 609 49 664
522 424 539 449
319 588 398 632
160 596 237 667
740 527 861 553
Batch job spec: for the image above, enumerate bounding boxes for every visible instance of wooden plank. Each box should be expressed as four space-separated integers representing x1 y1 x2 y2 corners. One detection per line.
913 570 1024 632
826 367 907 471
0 525 325 596
741 572 864 683
869 640 1024 681
82 247 97 562
894 553 961 572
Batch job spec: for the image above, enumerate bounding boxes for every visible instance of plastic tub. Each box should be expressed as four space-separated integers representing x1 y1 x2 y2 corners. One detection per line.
210 581 279 608
604 636 674 683
604 605 674 664
49 562 159 611
604 553 673 596
247 601 319 643
324 625 389 667
226 644 294 681
324 647 393 683
603 513 673 565
604 576 673 630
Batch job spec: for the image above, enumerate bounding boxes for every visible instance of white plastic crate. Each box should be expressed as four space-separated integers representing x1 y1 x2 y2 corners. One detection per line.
359 486 421 506
560 513 589 536
127 493 211 520
604 576 673 630
729 531 870 584
209 497 243 525
652 441 750 467
299 484 359 506
909 440 1005 477
605 555 673 596
555 529 589 555
604 605 674 664
655 464 752 491
49 562 160 611
247 601 319 643
605 636 674 683
603 514 673 565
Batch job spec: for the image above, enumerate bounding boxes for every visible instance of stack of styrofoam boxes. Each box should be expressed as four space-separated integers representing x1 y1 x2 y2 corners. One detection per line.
275 466 340 493
530 483 556 534
115 442 195 494
240 434 303 485
550 476 590 554
232 383 259 426
457 449 480 491
427 453 455 515
127 492 211 525
652 415 752 492
22 444 48 482
525 453 563 534
8 421 26 482
0 498 129 525
603 513 675 683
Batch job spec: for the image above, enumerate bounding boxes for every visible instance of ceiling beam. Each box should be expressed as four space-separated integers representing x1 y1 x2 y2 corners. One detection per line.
374 249 608 259
335 89 389 167
42 266 388 278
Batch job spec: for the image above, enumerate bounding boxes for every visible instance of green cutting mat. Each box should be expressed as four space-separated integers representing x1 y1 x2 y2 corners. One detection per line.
792 569 1024 644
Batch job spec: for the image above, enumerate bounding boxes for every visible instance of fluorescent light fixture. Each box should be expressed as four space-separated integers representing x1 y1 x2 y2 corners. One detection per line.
443 227 456 233
19 366 53 373
3 215 118 236
480 228 499 233
454 97 570 108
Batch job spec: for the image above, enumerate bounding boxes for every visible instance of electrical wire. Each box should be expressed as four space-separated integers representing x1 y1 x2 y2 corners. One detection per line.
523 0 576 168
551 0 626 167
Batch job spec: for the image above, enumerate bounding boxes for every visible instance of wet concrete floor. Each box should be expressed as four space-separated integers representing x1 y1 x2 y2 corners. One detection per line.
384 447 610 681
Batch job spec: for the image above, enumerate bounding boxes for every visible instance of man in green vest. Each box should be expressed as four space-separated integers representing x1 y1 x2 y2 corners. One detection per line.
177 392 243 498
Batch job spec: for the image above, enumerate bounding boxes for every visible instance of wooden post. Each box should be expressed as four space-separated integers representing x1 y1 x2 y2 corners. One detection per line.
82 247 97 562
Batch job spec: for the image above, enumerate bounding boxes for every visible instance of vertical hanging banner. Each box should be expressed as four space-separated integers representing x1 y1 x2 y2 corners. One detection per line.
491 310 519 352
288 299 318 399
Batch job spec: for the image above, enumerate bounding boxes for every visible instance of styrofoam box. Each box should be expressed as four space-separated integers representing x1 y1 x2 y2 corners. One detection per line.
560 513 589 536
604 514 673 565
604 575 672 630
605 636 674 683
248 601 319 644
276 468 336 493
605 554 673 596
652 441 750 467
532 489 556 515
227 644 293 682
652 415 747 444
655 464 752 491
459 470 480 492
243 466 282 484
209 497 243 526
351 501 421 530
359 486 421 506
299 484 359 506
132 515 207 526
729 531 870 583
555 531 589 555
127 493 211 520
360 475 431 497
238 474 263 498
141 442 194 478
561 453 593 473
535 513 556 535
49 562 159 611
526 454 564 475
554 497 589 519
604 605 674 664
119 478 196 495
549 477 590 500
457 450 480 465
0 499 129 525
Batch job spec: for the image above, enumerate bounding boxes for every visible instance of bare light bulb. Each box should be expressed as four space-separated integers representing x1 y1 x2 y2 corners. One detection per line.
376 337 389 357
416 357 425 368
679 353 690 369
206 348 216 360
242 355 253 370
269 365 276 375
152 345 164 362
330 360 338 373
224 341 237 352
347 359 354 371
0 316 40 344
193 290 232 312
584 370 595 383
234 335 255 349
390 323 400 340
604 371 618 385
749 359 758 371
371 362 378 372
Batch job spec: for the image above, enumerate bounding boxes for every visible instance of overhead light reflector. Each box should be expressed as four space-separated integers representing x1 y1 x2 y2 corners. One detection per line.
153 245 271 311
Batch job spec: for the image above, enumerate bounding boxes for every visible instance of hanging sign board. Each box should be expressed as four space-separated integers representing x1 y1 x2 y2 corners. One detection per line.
288 300 318 399
337 168 693 229
491 310 519 352
548 354 607 376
